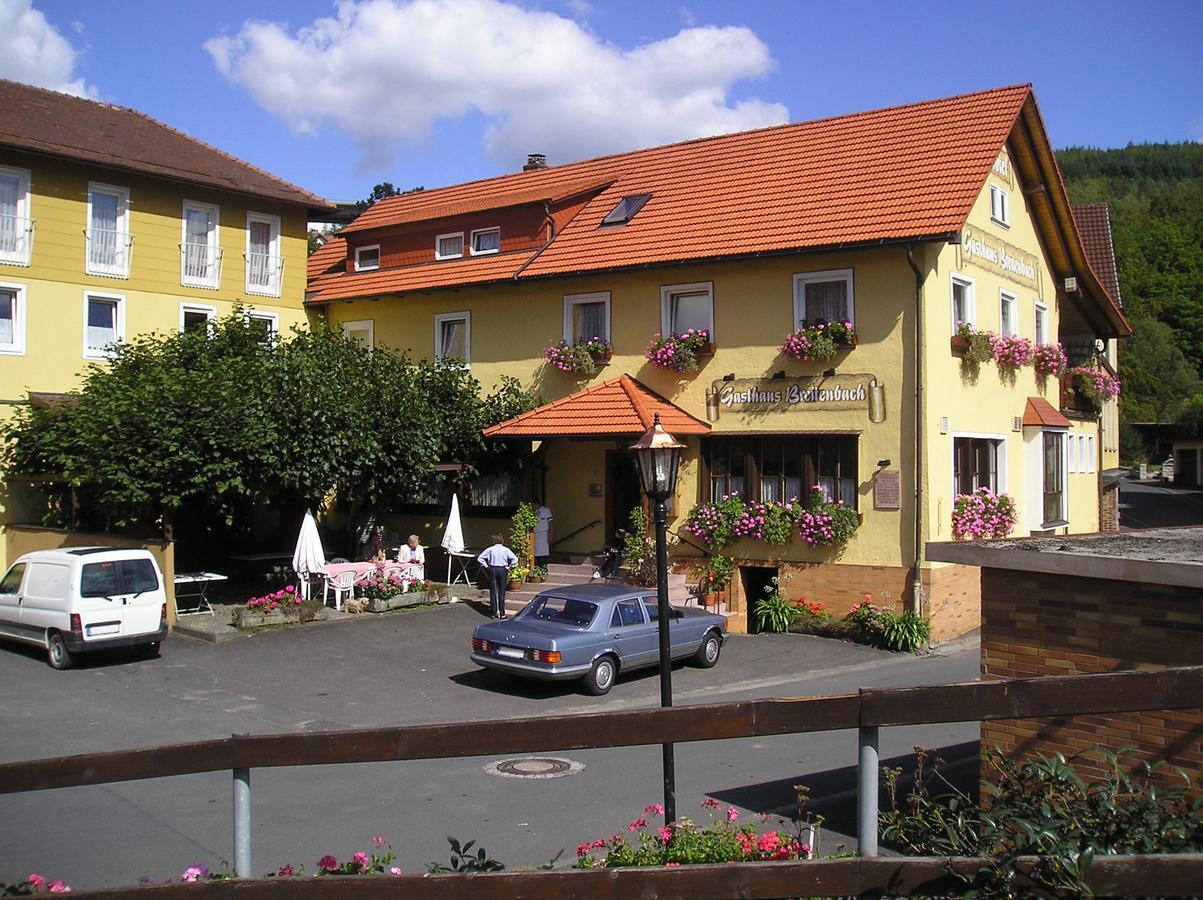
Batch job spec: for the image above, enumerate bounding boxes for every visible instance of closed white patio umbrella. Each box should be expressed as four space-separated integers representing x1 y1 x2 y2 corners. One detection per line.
292 510 327 600
441 493 469 585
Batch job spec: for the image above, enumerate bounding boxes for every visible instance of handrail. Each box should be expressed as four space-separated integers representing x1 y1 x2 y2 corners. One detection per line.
550 518 601 549
667 526 710 557
3 665 1199 794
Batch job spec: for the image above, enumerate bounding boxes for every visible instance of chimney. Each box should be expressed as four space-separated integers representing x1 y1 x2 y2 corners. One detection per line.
523 153 547 171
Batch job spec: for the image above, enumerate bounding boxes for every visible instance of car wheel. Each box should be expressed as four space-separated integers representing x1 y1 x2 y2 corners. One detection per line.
47 633 73 671
137 641 161 660
583 655 617 696
693 631 721 668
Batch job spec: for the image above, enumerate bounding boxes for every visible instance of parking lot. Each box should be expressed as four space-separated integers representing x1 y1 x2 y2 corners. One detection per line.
0 602 980 890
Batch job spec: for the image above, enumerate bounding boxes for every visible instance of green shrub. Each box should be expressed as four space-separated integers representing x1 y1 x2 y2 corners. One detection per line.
754 578 799 633
878 610 929 653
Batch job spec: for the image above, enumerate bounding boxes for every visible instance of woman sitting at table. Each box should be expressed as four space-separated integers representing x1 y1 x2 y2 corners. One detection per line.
396 534 425 578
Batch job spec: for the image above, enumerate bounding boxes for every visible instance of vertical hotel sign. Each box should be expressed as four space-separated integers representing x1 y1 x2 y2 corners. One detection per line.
961 226 1041 292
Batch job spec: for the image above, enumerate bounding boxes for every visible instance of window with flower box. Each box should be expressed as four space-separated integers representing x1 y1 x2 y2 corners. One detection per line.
951 273 975 329
564 291 610 344
702 436 857 507
953 435 1005 496
660 282 713 339
794 269 854 328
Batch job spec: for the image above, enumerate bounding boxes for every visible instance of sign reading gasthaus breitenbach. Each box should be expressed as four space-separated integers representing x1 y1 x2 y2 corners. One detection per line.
961 225 1041 290
714 375 871 413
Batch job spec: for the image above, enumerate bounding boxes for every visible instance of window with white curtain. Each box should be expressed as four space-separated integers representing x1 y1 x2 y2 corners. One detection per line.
564 292 610 343
435 311 470 363
245 213 281 296
181 201 220 288
951 274 975 328
794 269 854 326
83 292 124 359
470 228 500 255
0 283 25 354
0 165 32 266
354 244 380 271
86 183 130 278
436 232 464 260
660 282 713 338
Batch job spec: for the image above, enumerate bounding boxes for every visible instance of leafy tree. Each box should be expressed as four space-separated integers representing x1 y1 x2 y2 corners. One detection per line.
1118 317 1200 424
355 182 424 213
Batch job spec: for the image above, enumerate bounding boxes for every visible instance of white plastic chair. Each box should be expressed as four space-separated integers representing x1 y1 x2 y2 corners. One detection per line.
323 570 356 611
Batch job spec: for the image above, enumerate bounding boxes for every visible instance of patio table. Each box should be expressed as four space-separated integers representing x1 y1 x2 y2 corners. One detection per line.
320 561 378 584
173 572 228 616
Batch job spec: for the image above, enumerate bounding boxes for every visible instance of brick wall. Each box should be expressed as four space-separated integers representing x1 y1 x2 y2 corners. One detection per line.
980 568 1202 782
923 564 982 643
1099 481 1120 533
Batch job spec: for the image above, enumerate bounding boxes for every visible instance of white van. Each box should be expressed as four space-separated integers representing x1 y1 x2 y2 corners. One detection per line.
0 547 168 669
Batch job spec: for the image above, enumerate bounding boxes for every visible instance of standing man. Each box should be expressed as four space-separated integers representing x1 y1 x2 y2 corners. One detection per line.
478 534 518 619
533 496 554 569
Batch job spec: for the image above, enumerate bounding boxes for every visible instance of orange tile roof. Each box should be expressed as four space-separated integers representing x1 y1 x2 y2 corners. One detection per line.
484 374 710 438
340 173 617 235
310 85 1032 305
307 235 347 282
1023 396 1071 428
0 79 331 210
314 250 531 301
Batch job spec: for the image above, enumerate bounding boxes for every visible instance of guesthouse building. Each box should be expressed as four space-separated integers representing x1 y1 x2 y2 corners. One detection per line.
307 85 1127 638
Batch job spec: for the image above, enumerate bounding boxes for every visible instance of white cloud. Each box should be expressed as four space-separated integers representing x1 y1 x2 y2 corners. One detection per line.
205 0 787 173
0 0 93 96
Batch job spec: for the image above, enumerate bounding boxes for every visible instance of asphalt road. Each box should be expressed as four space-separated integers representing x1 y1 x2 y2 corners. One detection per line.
0 603 980 890
1119 477 1203 529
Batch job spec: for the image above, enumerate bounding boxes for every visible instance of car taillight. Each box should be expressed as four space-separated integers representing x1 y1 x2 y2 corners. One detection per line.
160 603 168 624
69 614 82 635
526 649 561 664
472 638 491 652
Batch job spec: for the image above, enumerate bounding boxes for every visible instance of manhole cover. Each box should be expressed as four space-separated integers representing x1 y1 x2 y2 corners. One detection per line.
485 756 586 779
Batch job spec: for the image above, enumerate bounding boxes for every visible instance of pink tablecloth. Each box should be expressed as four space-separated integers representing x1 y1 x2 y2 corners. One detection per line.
321 561 378 584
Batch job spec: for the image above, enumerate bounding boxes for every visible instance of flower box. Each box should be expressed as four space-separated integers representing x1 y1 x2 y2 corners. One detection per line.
950 334 970 354
367 586 450 612
236 607 301 629
780 321 856 361
694 343 715 358
508 579 523 591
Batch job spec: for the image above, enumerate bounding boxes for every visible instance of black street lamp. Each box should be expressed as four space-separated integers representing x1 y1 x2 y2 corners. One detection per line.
629 413 685 825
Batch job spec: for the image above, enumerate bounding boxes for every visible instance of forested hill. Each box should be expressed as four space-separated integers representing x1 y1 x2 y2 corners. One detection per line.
1057 142 1203 428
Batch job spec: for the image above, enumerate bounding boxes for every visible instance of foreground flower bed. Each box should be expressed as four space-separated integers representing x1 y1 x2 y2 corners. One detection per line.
575 799 817 868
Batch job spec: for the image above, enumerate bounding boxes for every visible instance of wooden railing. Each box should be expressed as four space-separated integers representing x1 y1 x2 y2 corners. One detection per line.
3 666 1200 897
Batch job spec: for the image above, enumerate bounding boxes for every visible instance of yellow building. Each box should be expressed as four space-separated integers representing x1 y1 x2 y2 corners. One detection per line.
307 85 1128 639
0 78 330 566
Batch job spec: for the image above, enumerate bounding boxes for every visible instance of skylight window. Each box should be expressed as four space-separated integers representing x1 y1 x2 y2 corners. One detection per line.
601 193 651 226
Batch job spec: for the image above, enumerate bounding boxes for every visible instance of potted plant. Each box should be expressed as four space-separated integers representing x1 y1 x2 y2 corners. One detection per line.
509 502 538 565
694 554 734 607
1033 342 1068 378
528 564 548 584
645 329 711 373
951 322 993 363
1063 364 1120 412
779 320 856 361
508 564 529 592
544 337 612 376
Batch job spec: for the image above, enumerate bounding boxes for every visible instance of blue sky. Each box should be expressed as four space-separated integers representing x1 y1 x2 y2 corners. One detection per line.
6 0 1201 204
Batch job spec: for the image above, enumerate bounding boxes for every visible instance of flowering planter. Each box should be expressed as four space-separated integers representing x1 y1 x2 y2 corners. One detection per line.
367 587 450 612
694 343 716 358
236 607 301 629
508 580 524 591
950 334 970 354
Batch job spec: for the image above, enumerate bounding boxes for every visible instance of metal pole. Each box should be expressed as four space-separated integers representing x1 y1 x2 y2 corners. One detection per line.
233 767 251 877
653 496 676 825
857 725 879 857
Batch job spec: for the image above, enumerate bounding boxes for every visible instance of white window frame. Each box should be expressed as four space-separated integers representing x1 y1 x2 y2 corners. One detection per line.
1087 435 1096 473
1041 428 1069 527
990 184 1010 227
660 281 715 340
179 302 216 334
435 232 464 261
563 291 611 344
342 319 375 350
244 309 279 343
0 164 33 266
434 310 471 364
469 227 500 256
1034 300 1048 345
951 272 976 330
354 244 380 272
951 432 1008 497
85 182 131 278
999 289 1018 337
180 200 221 289
793 268 855 328
0 281 27 355
245 212 282 297
1068 432 1078 473
82 291 125 360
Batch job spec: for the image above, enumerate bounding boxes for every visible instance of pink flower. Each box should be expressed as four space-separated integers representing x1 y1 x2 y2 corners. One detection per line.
643 802 665 816
665 861 680 867
727 806 739 822
372 836 385 846
181 865 207 883
659 827 673 842
352 851 369 866
577 842 591 858
628 816 647 832
702 797 720 809
28 874 46 889
317 855 339 872
389 867 402 876
277 864 295 877
48 883 71 894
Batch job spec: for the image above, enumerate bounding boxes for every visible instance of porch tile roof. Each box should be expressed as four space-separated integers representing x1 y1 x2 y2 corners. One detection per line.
484 374 710 438
1023 396 1071 428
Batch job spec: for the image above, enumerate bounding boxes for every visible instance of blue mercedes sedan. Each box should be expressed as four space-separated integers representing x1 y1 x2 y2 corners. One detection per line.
470 583 726 695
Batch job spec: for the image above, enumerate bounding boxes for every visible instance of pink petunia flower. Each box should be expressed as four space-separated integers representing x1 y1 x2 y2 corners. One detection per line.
727 806 739 822
317 855 339 872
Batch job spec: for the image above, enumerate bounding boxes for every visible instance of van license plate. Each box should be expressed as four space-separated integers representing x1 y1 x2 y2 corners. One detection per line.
87 623 120 636
497 647 525 659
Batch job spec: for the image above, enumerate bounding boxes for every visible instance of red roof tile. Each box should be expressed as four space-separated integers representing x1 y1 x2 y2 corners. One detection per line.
1072 203 1122 308
307 235 347 282
1023 397 1071 428
311 85 1031 305
0 79 331 210
314 250 531 301
484 374 710 438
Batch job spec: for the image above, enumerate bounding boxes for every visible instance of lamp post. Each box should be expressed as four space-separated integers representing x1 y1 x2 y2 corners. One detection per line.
629 413 685 825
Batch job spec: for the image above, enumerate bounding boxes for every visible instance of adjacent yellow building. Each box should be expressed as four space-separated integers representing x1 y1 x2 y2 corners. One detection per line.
0 78 331 567
307 86 1126 640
